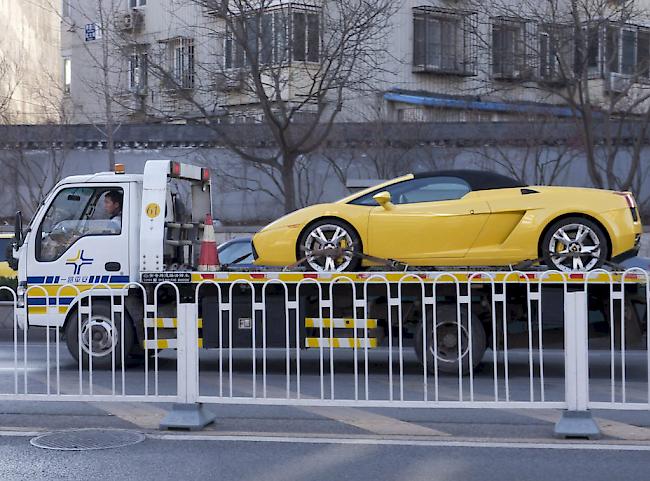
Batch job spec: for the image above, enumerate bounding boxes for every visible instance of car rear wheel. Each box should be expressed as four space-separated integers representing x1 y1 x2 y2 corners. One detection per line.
298 220 361 272
542 217 608 272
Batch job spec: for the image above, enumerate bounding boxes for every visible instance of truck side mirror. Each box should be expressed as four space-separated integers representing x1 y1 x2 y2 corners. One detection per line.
14 211 23 248
373 191 394 211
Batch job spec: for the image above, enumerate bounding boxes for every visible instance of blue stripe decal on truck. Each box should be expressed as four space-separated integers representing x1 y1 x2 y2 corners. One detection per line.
27 297 74 306
26 276 130 285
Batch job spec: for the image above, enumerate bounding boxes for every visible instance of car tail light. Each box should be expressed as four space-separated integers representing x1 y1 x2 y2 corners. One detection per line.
171 162 181 177
201 168 210 182
615 191 639 222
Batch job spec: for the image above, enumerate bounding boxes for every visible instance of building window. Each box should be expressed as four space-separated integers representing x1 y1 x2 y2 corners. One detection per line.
638 29 650 78
607 25 650 77
62 0 70 17
128 47 148 93
167 38 194 89
585 24 600 73
63 57 71 94
412 7 477 75
492 17 533 79
293 10 320 62
224 5 321 69
129 0 146 7
539 24 574 82
586 23 650 80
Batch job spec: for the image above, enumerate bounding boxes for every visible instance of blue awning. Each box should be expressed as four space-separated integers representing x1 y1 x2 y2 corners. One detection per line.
384 92 577 118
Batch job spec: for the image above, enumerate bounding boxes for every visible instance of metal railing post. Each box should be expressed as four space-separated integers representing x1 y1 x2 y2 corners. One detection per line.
160 302 215 431
555 288 600 439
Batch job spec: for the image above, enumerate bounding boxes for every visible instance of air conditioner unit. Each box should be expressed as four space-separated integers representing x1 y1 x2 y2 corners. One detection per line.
118 10 144 32
215 72 246 92
607 72 632 94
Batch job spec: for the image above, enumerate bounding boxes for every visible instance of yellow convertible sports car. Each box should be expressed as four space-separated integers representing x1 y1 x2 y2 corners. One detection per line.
252 170 643 272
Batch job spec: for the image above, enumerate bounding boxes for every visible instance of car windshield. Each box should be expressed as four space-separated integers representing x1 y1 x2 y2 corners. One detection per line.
350 176 471 206
219 240 253 265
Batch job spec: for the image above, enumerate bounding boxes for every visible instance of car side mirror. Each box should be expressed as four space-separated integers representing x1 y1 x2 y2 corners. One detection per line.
373 191 394 210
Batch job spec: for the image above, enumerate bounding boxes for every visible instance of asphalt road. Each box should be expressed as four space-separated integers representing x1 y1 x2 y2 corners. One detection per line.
0 341 648 480
0 433 649 481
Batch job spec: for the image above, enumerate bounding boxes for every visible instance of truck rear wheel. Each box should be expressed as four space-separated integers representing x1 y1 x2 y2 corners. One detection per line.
65 301 134 370
414 304 487 375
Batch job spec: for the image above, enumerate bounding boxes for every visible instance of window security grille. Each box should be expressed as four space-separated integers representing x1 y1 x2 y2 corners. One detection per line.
167 38 195 89
538 24 574 83
412 7 477 76
224 4 322 69
492 17 536 80
605 24 650 78
128 47 148 93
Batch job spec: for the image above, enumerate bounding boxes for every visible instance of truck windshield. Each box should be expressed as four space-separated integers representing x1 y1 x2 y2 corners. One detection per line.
37 187 124 262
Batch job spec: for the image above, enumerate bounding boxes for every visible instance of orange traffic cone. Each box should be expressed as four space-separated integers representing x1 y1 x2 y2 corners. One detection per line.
198 213 219 271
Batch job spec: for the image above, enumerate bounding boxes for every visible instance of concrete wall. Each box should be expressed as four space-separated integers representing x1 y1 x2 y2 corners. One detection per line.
2 140 650 225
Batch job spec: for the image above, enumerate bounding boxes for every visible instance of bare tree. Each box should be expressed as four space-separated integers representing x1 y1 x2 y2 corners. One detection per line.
462 0 650 194
146 0 397 213
48 0 140 171
471 121 580 185
1 144 70 218
0 42 22 124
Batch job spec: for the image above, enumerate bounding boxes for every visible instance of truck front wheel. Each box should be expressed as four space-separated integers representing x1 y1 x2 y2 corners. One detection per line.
414 304 487 375
64 301 134 369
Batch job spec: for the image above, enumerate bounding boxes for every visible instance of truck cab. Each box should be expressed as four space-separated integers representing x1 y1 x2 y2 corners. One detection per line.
13 160 212 336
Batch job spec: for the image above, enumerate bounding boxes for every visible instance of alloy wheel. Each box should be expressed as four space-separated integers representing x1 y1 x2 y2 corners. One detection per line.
303 224 355 272
547 223 602 272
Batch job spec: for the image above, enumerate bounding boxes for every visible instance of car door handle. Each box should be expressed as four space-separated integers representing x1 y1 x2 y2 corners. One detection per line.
105 262 121 272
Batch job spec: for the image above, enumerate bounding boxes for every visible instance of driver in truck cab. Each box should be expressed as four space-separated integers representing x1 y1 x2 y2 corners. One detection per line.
103 190 123 231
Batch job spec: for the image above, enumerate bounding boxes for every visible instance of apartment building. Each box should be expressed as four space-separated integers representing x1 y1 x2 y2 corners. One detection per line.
0 0 62 123
60 0 650 124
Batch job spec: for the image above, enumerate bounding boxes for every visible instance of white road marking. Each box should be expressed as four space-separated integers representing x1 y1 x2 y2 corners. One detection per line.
511 409 650 441
94 402 169 430
0 430 42 437
27 369 170 430
148 432 650 451
227 374 449 437
299 406 448 436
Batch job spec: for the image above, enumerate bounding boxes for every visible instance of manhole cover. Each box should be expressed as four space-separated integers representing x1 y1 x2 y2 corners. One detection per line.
30 429 145 451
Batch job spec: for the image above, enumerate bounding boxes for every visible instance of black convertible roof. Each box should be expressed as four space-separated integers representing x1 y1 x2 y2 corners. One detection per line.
413 170 526 191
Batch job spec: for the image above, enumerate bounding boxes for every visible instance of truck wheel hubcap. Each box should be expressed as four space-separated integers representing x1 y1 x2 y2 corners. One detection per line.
80 317 116 357
429 321 470 364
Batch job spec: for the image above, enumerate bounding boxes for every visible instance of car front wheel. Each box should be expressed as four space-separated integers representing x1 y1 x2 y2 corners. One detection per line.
298 220 361 272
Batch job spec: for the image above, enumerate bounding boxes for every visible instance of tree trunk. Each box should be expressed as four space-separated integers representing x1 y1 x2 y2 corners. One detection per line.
281 154 297 213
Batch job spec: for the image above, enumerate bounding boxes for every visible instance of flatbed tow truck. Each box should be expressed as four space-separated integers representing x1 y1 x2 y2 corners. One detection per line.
10 160 648 373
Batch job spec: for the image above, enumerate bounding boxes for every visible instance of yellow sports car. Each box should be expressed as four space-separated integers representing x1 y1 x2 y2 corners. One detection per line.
252 170 643 272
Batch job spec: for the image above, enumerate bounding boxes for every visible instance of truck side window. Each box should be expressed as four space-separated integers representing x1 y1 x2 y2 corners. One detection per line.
37 187 124 262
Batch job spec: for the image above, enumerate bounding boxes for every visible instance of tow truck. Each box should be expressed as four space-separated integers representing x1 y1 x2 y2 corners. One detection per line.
10 160 648 373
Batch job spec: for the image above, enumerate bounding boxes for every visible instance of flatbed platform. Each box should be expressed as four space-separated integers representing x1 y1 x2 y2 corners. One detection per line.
140 270 650 285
